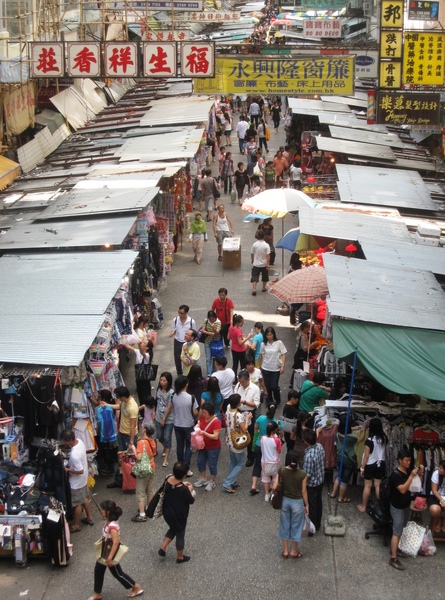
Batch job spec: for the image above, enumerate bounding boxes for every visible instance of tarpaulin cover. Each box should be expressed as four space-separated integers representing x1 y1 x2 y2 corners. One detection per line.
333 319 445 401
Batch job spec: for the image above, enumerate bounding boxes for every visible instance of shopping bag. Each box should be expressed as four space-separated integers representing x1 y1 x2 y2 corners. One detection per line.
398 521 426 558
302 515 316 537
210 339 225 359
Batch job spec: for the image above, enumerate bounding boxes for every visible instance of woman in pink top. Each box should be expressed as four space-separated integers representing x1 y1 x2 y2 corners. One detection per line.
228 314 254 376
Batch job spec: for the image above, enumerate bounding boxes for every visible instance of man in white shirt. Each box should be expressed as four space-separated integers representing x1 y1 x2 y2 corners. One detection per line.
234 370 261 466
169 304 196 375
236 117 249 154
250 230 270 296
249 98 261 128
61 429 93 532
212 355 235 412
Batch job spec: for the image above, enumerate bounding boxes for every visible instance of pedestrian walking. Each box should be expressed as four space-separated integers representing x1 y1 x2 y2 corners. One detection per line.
233 162 250 205
155 372 174 468
259 326 287 407
169 305 196 377
158 462 196 563
222 394 251 493
88 500 143 600
171 376 199 475
211 287 235 347
250 230 270 296
194 402 222 492
302 429 325 533
213 204 234 262
188 211 207 265
129 423 156 523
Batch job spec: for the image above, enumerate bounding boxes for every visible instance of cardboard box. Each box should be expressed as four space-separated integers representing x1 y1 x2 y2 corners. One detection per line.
222 237 241 269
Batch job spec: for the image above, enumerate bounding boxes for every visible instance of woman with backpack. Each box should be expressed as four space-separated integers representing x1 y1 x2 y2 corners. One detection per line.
129 424 157 523
358 417 387 513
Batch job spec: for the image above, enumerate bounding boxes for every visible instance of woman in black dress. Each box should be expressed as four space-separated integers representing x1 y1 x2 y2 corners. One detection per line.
158 462 196 563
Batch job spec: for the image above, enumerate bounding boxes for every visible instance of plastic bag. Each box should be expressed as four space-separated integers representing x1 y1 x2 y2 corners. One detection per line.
418 528 437 557
191 429 205 450
409 474 422 494
398 521 426 558
301 514 316 538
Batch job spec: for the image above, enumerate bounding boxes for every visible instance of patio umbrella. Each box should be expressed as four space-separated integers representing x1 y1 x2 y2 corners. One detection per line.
242 188 319 218
275 227 301 252
243 213 273 223
268 265 328 304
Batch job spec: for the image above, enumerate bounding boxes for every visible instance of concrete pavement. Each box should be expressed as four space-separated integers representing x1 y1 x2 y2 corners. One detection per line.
2 116 443 600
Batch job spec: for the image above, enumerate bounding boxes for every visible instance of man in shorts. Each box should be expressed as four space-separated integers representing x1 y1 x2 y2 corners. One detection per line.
250 230 270 296
389 449 424 570
213 204 234 262
61 429 93 532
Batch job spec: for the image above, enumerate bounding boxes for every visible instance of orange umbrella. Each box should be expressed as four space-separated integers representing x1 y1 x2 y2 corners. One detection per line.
268 265 328 303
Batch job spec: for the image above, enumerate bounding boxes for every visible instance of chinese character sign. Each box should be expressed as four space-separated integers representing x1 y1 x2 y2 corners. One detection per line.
380 31 403 59
143 43 176 77
408 1 439 21
403 32 445 87
181 43 214 77
67 43 100 77
31 43 64 78
144 30 189 41
188 11 239 21
380 0 404 27
104 43 138 77
301 0 345 7
376 91 440 124
380 61 402 88
193 56 354 95
303 19 342 38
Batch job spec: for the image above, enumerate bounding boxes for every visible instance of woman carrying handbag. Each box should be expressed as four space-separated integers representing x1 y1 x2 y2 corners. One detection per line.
272 450 309 559
89 500 143 600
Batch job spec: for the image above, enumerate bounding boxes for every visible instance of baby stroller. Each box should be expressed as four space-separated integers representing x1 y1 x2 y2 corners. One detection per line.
365 479 392 546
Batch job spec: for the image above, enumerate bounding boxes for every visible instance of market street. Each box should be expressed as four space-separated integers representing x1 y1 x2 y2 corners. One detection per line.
1 117 443 600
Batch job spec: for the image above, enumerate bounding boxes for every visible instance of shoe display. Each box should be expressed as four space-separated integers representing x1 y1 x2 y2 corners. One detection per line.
194 478 208 487
131 514 147 523
205 481 216 492
389 557 405 571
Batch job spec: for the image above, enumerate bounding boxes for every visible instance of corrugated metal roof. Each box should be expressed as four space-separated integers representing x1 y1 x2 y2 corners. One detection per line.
320 95 368 108
316 136 396 161
299 204 412 244
288 98 351 113
318 114 389 133
139 96 214 126
0 251 137 366
0 214 137 250
34 185 159 220
116 128 204 162
324 253 445 330
361 242 445 276
336 164 437 211
329 126 406 149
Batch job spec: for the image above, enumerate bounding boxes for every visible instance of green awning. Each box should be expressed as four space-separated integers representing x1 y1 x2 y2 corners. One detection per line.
333 319 445 401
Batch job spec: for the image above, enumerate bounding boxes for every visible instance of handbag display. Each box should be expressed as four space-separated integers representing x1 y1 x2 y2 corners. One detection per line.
209 339 224 359
271 481 283 509
95 538 129 565
131 440 154 479
134 362 158 381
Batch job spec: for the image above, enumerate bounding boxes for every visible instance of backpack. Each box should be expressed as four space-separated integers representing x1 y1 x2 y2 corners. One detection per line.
131 439 154 478
229 411 251 450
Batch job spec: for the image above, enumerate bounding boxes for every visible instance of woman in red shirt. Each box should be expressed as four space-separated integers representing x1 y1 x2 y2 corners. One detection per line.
229 314 254 376
194 403 222 492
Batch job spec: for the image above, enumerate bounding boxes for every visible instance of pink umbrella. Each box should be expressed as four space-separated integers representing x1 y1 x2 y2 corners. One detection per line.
268 265 328 303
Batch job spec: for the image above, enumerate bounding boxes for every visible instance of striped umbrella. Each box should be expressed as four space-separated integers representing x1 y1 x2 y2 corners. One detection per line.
268 265 328 303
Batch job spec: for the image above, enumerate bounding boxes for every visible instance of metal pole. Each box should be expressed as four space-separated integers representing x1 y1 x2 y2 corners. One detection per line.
334 346 358 517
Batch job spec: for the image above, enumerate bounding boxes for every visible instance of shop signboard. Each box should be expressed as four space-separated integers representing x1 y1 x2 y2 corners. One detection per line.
193 56 354 95
355 52 378 78
144 30 189 41
29 41 214 79
375 91 440 124
144 1 202 9
408 1 439 21
301 0 345 7
402 32 445 88
379 0 404 89
303 19 342 38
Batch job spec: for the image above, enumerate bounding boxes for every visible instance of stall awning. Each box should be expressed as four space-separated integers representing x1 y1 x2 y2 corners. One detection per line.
0 251 137 366
333 319 445 401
